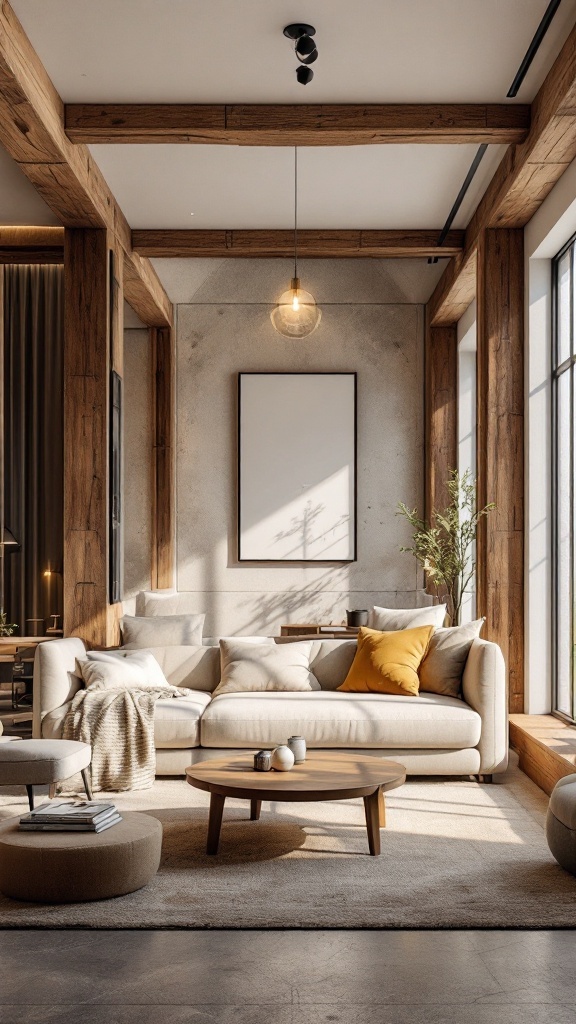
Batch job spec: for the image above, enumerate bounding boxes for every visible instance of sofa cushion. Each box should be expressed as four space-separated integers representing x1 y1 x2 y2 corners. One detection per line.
213 640 319 695
419 619 484 698
42 692 212 749
153 691 212 748
370 604 446 631
139 646 220 692
200 691 482 750
80 650 169 690
308 639 357 690
121 614 205 648
338 626 433 696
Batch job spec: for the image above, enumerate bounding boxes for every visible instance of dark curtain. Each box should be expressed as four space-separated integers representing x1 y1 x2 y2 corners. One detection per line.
3 265 63 635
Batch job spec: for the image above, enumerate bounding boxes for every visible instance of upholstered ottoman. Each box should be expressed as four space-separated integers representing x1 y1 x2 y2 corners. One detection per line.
546 774 576 875
0 739 92 810
0 811 162 902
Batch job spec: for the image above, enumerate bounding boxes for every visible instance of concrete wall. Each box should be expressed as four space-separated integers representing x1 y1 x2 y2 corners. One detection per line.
169 258 427 635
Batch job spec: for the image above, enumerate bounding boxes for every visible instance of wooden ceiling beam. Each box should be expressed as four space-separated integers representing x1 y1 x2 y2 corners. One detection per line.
132 229 464 259
0 1 172 327
428 18 576 327
65 103 530 146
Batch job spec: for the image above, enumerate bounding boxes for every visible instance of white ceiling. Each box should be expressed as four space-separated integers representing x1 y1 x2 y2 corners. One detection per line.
1 1 575 236
11 0 576 104
91 142 506 229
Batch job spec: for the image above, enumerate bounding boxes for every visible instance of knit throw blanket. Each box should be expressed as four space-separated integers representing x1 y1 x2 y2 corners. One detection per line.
63 684 188 791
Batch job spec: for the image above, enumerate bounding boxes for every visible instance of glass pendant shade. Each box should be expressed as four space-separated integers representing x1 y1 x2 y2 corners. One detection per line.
270 277 321 338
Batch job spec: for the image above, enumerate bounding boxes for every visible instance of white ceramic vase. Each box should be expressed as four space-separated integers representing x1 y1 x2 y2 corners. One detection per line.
271 745 295 771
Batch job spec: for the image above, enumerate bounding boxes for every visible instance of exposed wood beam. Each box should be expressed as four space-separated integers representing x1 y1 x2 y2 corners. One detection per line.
0 227 64 264
476 228 524 715
424 316 457 525
428 247 477 326
65 103 530 146
428 18 576 327
151 326 175 590
132 229 463 259
0 1 172 328
64 228 121 648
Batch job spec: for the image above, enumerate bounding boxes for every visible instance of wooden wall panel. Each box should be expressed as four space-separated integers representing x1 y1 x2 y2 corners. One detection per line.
151 326 175 590
63 228 122 647
476 228 524 714
424 316 458 522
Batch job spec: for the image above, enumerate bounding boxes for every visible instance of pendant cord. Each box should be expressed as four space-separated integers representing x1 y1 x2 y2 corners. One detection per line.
294 146 298 282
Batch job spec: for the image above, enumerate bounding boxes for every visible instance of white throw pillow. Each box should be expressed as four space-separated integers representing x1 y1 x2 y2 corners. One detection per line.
419 619 485 698
80 650 169 690
370 604 447 631
213 640 319 695
121 614 205 648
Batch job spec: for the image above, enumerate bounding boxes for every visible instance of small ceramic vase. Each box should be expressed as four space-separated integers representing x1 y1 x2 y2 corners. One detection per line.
287 735 307 763
271 745 295 771
253 750 272 772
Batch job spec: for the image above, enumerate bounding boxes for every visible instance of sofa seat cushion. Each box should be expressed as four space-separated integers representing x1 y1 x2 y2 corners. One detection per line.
43 692 212 749
153 690 212 748
200 691 481 750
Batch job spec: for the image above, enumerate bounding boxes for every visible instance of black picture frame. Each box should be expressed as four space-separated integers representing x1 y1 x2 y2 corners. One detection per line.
237 371 358 564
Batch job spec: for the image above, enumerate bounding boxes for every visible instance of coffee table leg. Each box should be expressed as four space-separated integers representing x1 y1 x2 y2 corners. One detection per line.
250 799 262 820
207 793 226 855
378 787 386 828
363 790 381 856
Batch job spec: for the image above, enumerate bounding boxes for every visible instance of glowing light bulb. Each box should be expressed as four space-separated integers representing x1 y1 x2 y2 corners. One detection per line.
292 293 300 311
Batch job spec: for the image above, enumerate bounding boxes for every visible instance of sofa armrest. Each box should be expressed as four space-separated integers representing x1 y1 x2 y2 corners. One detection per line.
462 638 508 774
33 637 87 738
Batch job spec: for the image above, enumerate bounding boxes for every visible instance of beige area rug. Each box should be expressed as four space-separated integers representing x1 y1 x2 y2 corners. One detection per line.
0 752 574 928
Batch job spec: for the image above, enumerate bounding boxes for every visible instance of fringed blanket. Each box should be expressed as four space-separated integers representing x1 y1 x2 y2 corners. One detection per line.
62 684 188 791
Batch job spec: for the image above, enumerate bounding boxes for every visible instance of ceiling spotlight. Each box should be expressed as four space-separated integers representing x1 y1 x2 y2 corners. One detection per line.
284 23 318 83
296 66 314 85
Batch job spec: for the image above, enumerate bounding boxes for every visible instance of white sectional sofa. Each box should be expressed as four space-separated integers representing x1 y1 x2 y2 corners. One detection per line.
33 634 508 781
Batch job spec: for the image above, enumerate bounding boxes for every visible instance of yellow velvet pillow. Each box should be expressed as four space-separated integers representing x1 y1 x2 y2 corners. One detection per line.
337 625 434 696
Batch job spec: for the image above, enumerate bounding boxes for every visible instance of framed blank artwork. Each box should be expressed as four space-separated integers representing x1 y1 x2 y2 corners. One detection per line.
238 372 357 562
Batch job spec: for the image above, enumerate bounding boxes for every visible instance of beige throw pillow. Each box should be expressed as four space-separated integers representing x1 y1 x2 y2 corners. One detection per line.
214 640 319 695
121 613 205 648
418 618 485 698
80 650 169 690
370 604 447 631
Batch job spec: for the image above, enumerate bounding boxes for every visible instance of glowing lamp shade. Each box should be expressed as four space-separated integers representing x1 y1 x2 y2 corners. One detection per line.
270 277 321 339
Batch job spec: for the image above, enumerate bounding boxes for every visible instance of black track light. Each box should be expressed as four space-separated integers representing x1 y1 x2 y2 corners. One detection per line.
284 23 318 83
296 66 314 85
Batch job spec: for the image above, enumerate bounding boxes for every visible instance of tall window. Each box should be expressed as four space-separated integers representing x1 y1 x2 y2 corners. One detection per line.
553 237 576 720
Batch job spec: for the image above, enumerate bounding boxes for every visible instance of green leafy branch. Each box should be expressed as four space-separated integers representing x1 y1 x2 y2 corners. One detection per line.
397 469 494 625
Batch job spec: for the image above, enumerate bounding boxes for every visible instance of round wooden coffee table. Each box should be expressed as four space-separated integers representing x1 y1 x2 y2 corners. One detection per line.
186 751 406 856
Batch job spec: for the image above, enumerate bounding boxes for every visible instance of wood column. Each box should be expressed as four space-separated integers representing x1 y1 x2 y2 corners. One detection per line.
477 228 524 713
424 312 458 521
63 228 123 646
151 325 175 589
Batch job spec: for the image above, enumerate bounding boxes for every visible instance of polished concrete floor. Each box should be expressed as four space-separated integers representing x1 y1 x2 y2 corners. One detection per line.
0 929 575 1022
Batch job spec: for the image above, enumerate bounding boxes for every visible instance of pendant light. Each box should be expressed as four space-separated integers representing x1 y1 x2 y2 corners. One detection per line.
270 148 321 338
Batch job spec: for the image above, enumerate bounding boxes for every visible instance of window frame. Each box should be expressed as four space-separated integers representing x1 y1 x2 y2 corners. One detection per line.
552 232 576 723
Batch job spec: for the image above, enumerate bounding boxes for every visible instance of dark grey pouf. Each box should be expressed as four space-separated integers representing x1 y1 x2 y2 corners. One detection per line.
546 774 576 876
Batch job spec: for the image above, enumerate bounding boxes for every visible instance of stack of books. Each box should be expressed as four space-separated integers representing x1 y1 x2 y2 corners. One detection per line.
19 801 122 833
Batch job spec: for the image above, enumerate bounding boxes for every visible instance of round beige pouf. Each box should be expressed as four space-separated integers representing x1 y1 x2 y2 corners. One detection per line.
0 811 162 903
547 774 576 876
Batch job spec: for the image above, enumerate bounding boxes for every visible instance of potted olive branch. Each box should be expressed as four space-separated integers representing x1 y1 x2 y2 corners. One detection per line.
396 469 494 626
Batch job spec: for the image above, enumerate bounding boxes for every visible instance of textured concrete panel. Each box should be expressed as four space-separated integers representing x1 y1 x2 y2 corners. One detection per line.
173 259 426 635
154 257 446 305
123 328 152 598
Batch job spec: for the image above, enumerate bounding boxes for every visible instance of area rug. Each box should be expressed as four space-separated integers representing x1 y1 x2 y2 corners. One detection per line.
0 753 574 928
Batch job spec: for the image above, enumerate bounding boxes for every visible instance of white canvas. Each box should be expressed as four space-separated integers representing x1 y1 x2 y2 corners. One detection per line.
238 373 356 561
